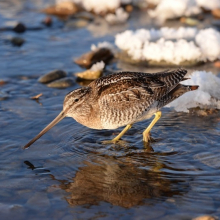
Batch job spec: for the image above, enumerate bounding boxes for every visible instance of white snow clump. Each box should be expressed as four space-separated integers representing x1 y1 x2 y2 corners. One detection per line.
195 28 220 61
143 39 201 64
105 8 129 24
115 27 220 64
90 61 105 71
167 71 220 112
148 0 201 22
196 0 220 10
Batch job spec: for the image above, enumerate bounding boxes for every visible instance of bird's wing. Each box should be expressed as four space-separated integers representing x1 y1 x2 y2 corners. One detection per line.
97 81 156 116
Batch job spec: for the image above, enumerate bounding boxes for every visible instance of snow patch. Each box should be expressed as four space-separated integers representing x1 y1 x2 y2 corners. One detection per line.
167 71 220 112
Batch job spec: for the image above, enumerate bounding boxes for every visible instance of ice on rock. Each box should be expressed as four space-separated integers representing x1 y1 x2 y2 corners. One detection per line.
82 0 120 13
196 28 220 62
115 27 220 64
90 61 105 71
167 71 220 112
105 7 129 24
148 0 201 22
143 39 201 64
91 41 115 52
196 0 220 10
160 27 198 40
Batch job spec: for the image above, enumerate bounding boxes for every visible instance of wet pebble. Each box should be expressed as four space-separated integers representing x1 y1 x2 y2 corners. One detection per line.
42 16 53 27
11 37 25 47
47 77 74 88
65 19 89 29
192 215 218 220
74 48 113 69
13 22 26 33
72 11 95 21
38 70 67 84
180 17 199 26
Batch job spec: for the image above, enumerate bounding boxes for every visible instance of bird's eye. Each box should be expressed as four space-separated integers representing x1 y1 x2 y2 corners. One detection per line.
75 99 79 102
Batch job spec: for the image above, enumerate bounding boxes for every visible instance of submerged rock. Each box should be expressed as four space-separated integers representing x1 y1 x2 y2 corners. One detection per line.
11 37 25 47
38 70 67 84
74 48 113 69
47 77 74 88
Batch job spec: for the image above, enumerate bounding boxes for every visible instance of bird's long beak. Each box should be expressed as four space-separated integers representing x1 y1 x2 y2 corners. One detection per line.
23 111 66 149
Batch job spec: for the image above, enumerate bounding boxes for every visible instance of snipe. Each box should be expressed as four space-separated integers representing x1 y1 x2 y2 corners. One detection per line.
23 68 198 149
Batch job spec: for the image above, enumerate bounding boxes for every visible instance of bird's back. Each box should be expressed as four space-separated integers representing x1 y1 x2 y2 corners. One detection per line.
88 69 188 129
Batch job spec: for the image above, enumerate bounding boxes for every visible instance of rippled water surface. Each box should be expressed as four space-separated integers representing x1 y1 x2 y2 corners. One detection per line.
1 1 220 219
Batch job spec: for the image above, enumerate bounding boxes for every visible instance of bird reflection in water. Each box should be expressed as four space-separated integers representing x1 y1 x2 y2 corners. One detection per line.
55 153 187 208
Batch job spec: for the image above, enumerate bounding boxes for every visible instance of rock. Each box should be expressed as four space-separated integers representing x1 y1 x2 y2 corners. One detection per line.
13 22 26 33
42 16 53 27
75 61 104 80
125 5 133 13
212 9 220 19
72 12 94 21
42 1 79 17
192 215 218 220
11 37 25 47
75 69 102 80
47 77 74 88
0 80 7 86
65 19 89 29
214 60 220 68
74 48 113 69
180 17 199 26
38 70 67 84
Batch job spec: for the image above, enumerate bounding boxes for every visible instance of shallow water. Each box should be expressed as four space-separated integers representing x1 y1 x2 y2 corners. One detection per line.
1 1 220 219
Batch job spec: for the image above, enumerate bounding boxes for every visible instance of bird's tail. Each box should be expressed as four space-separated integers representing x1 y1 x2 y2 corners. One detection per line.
158 84 199 108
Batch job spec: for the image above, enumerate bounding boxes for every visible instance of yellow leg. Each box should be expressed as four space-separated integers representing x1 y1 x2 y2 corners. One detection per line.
143 111 161 144
112 124 133 143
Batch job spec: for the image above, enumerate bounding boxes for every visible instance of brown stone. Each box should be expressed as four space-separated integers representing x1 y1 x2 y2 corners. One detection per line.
74 48 113 69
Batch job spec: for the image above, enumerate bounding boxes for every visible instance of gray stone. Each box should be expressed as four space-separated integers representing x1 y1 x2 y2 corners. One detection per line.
38 70 67 84
47 77 74 88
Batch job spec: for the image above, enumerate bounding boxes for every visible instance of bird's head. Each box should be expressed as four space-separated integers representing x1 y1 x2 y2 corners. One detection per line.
63 87 91 117
23 87 91 149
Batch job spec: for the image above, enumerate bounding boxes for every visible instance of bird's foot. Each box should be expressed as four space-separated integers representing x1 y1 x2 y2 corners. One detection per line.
102 139 128 146
102 140 118 145
143 132 156 152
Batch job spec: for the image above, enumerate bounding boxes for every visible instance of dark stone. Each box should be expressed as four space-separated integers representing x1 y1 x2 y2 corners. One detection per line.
13 23 26 33
38 70 67 84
